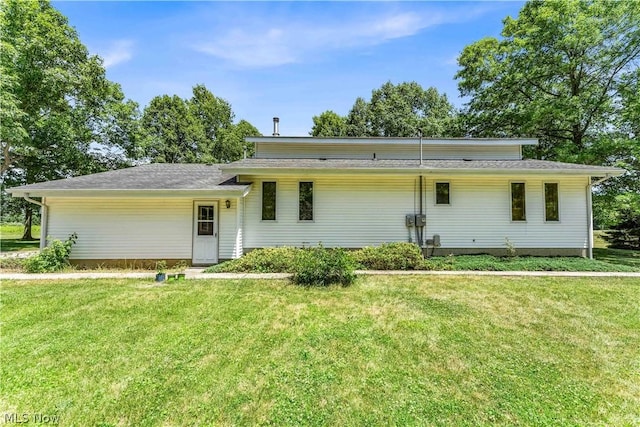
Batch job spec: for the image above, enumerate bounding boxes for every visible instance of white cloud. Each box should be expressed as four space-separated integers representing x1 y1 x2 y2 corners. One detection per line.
100 40 134 68
192 10 461 68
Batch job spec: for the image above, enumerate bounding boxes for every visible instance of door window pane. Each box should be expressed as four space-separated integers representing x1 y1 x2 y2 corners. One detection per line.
511 183 526 221
197 205 214 235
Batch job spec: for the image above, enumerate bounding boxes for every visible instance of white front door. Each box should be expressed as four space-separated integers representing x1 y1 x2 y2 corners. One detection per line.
192 202 218 265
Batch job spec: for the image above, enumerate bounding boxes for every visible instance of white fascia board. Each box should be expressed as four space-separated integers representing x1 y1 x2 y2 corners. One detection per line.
246 137 539 146
8 188 252 198
221 167 623 177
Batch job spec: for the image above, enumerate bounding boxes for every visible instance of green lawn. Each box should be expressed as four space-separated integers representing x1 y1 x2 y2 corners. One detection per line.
0 223 40 252
2 276 639 426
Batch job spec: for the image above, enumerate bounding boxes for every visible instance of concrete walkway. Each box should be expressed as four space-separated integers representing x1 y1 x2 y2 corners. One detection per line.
1 269 639 280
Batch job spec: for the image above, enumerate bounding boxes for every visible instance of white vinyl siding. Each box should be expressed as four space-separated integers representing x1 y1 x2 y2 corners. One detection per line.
45 197 242 260
242 175 588 250
256 143 522 160
424 177 586 249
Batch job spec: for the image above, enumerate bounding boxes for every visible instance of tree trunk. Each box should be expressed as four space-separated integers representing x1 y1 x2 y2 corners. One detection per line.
21 204 35 241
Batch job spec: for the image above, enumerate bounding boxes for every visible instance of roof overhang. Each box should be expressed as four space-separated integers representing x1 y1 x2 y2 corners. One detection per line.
8 186 252 198
223 166 623 177
246 136 539 146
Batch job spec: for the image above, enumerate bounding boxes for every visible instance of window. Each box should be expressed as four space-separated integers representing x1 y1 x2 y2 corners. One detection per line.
262 181 276 220
197 206 214 235
544 183 559 221
511 182 526 221
435 182 450 205
299 181 313 221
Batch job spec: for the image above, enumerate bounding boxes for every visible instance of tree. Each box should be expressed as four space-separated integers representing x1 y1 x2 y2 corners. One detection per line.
141 85 260 163
456 0 640 237
311 82 461 137
310 111 347 137
142 95 205 163
456 0 640 158
367 82 460 137
0 0 142 239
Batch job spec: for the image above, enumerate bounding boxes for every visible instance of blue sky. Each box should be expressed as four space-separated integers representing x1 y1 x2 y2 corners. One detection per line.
54 1 525 136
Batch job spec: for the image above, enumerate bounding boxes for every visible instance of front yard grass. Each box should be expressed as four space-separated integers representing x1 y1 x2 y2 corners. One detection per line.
2 276 639 426
0 223 40 252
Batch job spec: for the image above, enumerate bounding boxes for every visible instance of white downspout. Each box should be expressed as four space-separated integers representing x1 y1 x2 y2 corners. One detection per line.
586 175 614 259
23 193 47 251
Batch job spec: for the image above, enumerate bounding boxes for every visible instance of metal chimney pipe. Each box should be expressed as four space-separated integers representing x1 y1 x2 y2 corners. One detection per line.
272 117 280 136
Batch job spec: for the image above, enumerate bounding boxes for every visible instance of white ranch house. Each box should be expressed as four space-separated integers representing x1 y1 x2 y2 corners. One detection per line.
9 134 622 266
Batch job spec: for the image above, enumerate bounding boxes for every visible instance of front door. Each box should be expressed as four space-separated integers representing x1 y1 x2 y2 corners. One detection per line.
192 202 218 265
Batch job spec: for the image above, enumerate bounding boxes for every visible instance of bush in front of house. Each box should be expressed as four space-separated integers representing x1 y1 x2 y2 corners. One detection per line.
352 242 424 270
291 245 356 286
206 246 299 273
24 233 77 273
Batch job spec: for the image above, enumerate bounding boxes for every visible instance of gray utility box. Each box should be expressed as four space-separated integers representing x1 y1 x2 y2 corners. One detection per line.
415 214 426 227
405 214 415 227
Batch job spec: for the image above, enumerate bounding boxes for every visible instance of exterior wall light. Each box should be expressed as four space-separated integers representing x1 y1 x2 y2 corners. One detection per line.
225 200 231 209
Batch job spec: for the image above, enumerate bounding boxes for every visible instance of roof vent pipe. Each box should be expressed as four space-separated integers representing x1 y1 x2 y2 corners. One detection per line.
272 117 280 136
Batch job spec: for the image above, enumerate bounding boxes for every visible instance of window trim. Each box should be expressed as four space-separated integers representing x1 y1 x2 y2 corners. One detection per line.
434 181 451 206
543 182 560 223
260 180 278 222
510 181 527 222
297 180 315 222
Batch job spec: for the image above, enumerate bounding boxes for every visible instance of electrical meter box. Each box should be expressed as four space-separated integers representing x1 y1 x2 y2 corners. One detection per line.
415 214 426 227
405 214 415 227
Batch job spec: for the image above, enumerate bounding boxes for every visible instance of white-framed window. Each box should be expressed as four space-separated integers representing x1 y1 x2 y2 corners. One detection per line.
435 182 450 205
510 182 526 221
261 181 277 221
298 181 314 221
544 182 559 222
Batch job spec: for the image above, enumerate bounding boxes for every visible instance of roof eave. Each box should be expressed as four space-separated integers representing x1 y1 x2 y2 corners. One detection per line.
8 187 252 198
246 136 539 146
223 166 624 177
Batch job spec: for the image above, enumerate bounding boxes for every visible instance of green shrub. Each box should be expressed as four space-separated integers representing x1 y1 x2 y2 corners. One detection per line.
291 246 356 287
206 247 299 273
24 233 77 273
353 242 424 270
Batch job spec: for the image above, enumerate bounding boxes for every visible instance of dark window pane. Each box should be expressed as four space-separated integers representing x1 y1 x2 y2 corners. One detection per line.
511 182 526 221
436 182 450 205
199 206 214 221
262 182 276 220
198 222 214 236
299 182 313 221
545 183 559 221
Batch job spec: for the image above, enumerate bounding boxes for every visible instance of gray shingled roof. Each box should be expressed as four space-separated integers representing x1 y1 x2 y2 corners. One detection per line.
8 163 249 194
222 158 623 175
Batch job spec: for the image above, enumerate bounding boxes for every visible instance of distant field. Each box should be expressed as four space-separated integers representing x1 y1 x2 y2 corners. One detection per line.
1 276 639 426
0 223 40 252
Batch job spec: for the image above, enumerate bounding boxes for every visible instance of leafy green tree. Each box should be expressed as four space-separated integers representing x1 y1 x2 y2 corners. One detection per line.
141 86 260 163
345 97 370 137
367 82 459 137
142 95 205 163
456 0 640 158
0 0 142 239
313 82 461 137
310 110 347 137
